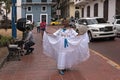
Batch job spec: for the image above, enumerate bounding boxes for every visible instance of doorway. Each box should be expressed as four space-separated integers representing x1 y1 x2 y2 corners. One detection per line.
40 14 48 24
26 14 33 22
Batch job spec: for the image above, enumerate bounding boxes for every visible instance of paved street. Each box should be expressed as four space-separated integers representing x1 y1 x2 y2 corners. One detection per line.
0 26 120 80
89 38 120 65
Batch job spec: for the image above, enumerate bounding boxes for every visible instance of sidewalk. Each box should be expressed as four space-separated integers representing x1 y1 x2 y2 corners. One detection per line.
0 27 120 80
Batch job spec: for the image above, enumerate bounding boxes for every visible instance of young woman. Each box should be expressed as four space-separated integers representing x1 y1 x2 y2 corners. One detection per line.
40 20 46 38
43 19 90 75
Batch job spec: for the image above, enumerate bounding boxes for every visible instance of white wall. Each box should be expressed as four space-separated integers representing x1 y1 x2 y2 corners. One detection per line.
7 0 22 20
16 0 22 20
83 1 104 18
108 0 116 23
98 1 104 18
79 0 116 23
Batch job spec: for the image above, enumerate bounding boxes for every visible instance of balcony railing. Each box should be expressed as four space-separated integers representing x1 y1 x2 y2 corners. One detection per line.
75 0 93 5
22 2 56 5
69 0 74 3
26 0 32 2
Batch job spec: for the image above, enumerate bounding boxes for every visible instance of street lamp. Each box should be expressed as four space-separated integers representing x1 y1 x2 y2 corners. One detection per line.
12 0 17 39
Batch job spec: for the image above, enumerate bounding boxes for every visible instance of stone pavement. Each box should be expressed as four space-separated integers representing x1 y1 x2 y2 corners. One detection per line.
0 26 120 80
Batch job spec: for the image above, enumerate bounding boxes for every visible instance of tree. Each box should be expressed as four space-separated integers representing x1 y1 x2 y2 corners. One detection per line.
0 0 12 29
2 0 12 18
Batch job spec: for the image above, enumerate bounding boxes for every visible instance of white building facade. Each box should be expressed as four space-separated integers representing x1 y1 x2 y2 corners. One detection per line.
74 0 120 23
7 0 22 20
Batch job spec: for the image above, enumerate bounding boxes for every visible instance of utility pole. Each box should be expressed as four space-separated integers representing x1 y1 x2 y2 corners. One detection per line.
12 0 17 38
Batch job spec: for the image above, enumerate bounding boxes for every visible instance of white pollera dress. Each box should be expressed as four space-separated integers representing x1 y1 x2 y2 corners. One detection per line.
43 28 90 69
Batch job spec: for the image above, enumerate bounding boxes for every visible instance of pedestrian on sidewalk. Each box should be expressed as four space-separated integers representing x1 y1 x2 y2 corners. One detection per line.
62 17 66 26
24 27 35 55
43 19 90 75
40 20 46 38
36 21 40 33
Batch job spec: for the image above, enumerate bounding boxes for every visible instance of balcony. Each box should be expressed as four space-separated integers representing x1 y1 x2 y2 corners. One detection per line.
22 2 56 5
75 0 93 5
69 0 74 3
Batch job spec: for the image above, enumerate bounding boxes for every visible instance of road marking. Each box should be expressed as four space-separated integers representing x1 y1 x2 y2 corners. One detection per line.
90 49 120 70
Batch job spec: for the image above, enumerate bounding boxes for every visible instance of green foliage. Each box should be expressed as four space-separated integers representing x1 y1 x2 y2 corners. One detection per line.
0 0 12 29
0 35 12 47
2 0 12 14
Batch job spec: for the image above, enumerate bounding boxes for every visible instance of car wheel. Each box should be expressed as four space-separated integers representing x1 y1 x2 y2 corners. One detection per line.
88 32 94 42
52 23 55 25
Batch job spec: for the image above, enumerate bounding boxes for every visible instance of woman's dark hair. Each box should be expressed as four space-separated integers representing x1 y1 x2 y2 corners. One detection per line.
63 20 69 27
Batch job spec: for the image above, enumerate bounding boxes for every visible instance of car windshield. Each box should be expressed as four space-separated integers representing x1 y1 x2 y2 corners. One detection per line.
96 18 107 23
86 18 107 25
86 19 98 25
116 20 120 24
114 15 120 19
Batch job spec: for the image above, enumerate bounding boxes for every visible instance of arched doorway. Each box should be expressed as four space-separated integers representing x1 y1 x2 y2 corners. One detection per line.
75 10 80 19
94 3 98 17
87 6 90 17
103 0 108 21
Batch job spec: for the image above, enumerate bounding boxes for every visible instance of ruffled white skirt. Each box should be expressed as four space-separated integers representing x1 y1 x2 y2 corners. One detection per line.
43 32 90 69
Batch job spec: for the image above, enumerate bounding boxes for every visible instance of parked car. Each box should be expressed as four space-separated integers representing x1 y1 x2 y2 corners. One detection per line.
76 17 116 41
113 19 120 37
113 15 120 19
50 20 61 25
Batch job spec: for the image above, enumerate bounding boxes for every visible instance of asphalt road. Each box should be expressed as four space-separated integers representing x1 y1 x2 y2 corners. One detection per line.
89 37 120 65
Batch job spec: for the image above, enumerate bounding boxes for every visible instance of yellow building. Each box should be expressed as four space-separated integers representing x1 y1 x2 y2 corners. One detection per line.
59 0 81 19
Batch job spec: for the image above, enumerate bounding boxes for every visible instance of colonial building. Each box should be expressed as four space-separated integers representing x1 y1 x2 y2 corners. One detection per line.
58 0 80 19
74 0 120 23
22 0 55 24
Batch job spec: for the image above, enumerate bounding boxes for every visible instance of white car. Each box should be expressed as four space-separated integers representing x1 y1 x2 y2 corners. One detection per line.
113 19 120 37
76 17 116 41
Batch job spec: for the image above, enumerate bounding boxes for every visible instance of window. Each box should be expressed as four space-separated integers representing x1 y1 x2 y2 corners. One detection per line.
87 6 90 17
116 20 120 24
26 0 32 2
94 3 98 17
40 14 48 24
103 0 108 21
75 10 79 19
26 14 33 22
27 6 32 12
82 8 84 17
75 7 79 9
41 6 47 12
41 0 47 2
41 15 46 22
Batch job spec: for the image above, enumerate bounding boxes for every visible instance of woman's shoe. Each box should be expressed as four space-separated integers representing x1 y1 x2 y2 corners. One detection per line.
59 70 64 75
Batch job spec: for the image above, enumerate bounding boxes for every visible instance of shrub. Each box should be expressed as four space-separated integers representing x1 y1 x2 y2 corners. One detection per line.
0 35 12 47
